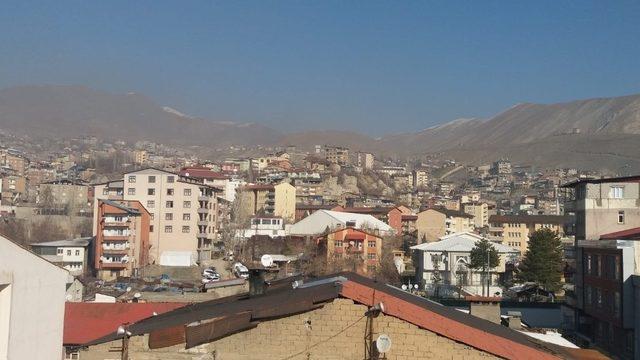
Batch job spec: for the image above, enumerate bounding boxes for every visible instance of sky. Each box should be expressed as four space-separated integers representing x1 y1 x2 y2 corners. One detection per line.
0 1 639 135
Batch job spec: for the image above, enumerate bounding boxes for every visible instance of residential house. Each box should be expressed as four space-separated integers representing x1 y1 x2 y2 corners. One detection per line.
318 228 383 274
324 146 349 165
30 237 92 276
236 216 286 239
412 168 429 188
411 232 520 297
415 208 474 243
0 235 68 359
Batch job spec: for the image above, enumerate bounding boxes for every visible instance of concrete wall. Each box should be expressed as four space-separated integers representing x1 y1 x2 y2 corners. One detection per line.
274 182 296 223
0 236 68 360
416 210 445 242
79 298 497 360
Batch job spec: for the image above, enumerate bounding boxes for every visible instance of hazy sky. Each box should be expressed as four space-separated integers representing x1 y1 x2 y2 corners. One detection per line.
1 1 639 135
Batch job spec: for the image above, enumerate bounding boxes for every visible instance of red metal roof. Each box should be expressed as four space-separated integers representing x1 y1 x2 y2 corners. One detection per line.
179 167 228 180
599 227 640 240
64 302 186 345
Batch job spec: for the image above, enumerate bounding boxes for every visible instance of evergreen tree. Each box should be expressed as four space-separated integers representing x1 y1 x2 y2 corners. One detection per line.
517 228 564 292
469 238 500 296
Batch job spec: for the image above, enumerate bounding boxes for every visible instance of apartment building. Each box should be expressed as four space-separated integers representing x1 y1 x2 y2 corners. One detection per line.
133 150 148 165
560 175 640 358
463 202 489 229
94 168 222 265
324 146 349 166
94 199 150 280
179 166 243 202
412 168 429 188
355 152 374 170
30 237 92 276
1 150 29 176
488 214 568 254
319 227 383 274
236 182 296 223
0 175 27 206
415 208 474 243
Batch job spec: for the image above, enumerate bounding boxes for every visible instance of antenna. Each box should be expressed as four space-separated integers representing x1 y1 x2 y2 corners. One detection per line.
260 254 274 268
376 334 392 354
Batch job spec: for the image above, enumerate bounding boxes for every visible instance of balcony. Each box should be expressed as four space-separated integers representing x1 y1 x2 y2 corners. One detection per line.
198 195 209 201
102 235 129 241
102 243 129 250
103 221 129 227
100 262 128 269
102 248 129 255
197 220 209 226
197 208 209 214
197 232 210 239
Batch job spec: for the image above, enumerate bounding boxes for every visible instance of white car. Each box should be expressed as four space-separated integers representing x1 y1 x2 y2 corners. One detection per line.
233 262 249 279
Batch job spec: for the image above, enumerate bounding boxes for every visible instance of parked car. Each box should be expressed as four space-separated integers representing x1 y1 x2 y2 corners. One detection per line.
202 267 219 278
233 262 249 279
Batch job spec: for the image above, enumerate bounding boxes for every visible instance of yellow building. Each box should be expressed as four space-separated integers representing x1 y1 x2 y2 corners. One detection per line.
488 214 568 254
415 208 474 243
237 182 296 223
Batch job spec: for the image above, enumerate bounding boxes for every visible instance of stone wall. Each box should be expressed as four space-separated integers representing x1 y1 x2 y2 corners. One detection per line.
78 298 498 360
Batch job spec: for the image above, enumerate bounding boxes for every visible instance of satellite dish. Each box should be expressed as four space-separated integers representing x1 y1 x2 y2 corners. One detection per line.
376 334 392 353
413 284 419 289
126 287 132 292
401 284 408 291
133 292 141 298
65 294 73 301
185 172 190 177
261 254 274 267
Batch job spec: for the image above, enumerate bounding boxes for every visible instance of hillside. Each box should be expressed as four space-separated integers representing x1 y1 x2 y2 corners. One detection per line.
2 85 640 170
0 85 281 146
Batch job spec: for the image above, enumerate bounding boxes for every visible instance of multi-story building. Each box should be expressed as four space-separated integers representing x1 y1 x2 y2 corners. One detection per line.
492 159 512 175
487 214 569 254
235 216 286 239
93 168 222 265
412 169 429 188
319 227 382 274
463 202 489 229
179 167 242 202
0 175 27 206
133 150 148 165
236 182 296 223
561 175 640 358
1 150 29 176
94 199 151 280
355 152 374 170
324 146 349 166
37 179 90 212
30 237 93 276
415 208 474 243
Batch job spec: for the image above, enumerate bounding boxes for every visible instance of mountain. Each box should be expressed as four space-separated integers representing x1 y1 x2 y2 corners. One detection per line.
0 85 282 146
1 85 640 170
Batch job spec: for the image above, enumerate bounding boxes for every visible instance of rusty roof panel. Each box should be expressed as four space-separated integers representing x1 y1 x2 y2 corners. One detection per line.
185 312 254 349
148 324 185 349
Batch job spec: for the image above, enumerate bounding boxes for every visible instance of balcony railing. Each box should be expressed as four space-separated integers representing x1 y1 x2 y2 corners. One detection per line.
100 262 128 268
102 235 129 241
103 221 129 227
197 208 209 214
102 248 129 255
197 220 208 226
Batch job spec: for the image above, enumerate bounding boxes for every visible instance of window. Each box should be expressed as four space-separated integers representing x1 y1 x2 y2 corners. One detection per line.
150 213 154 220
57 248 63 255
65 351 80 360
66 250 71 256
102 188 109 195
618 211 625 224
368 241 376 248
147 188 155 196
167 188 174 196
165 213 173 221
182 226 190 233
609 186 624 199
335 240 343 247
148 175 156 183
164 225 173 233
184 188 191 196
147 200 155 208
183 201 191 208
128 175 136 183
127 188 136 195
367 253 376 260
150 225 154 232
167 175 175 183
166 201 173 208
75 250 80 256
183 213 191 221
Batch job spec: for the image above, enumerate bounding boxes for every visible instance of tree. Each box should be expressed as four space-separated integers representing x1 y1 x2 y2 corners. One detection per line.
469 237 500 296
517 228 563 293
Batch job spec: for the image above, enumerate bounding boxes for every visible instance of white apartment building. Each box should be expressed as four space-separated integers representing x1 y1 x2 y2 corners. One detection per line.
30 237 92 276
94 168 222 265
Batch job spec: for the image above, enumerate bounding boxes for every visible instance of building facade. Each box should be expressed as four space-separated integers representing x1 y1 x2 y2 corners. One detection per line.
236 182 296 223
415 208 474 243
30 237 92 276
488 214 568 254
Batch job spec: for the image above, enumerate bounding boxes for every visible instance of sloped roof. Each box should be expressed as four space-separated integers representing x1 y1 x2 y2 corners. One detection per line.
410 232 519 253
75 272 594 359
64 302 186 345
489 215 569 225
30 237 92 248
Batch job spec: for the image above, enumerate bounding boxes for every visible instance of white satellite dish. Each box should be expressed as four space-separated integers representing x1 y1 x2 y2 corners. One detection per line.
413 284 419 289
376 334 392 353
126 287 132 292
133 292 141 298
261 254 274 267
401 284 408 291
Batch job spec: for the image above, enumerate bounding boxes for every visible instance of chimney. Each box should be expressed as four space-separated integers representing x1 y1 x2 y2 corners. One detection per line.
506 311 522 330
248 268 266 296
466 296 501 324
